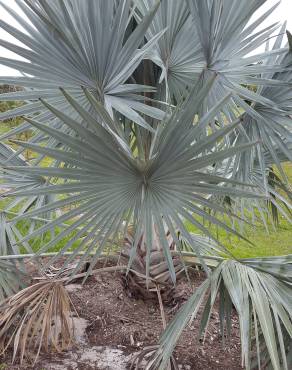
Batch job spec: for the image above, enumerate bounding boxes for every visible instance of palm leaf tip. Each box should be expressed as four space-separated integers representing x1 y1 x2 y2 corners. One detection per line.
287 30 292 52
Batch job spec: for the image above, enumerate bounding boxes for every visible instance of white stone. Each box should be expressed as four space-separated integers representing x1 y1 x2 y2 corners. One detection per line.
43 346 132 370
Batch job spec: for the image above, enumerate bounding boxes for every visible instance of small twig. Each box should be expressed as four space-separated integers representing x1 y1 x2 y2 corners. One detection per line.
156 284 167 330
111 314 142 325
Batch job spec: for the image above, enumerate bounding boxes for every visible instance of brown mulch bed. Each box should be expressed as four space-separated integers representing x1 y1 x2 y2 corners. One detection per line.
1 261 241 370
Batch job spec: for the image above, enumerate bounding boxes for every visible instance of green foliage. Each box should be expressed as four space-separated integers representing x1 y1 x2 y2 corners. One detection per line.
0 100 23 130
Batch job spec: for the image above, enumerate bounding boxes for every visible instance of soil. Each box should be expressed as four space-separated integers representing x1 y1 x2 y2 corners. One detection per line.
1 260 242 370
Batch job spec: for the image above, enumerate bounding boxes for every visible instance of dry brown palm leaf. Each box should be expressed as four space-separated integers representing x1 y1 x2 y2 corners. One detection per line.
0 280 74 365
35 261 90 282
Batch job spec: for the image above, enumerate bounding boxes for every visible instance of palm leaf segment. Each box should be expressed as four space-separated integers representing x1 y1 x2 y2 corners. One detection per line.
0 212 26 302
0 143 55 221
133 0 292 221
3 79 258 283
233 28 292 182
185 0 292 218
225 35 292 223
0 0 165 129
186 0 289 109
140 0 289 108
135 0 204 100
152 256 292 370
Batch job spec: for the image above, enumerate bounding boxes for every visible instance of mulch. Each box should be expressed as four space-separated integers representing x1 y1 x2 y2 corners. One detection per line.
0 260 242 370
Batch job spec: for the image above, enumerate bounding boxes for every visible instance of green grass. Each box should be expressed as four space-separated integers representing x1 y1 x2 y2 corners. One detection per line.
186 217 292 259
186 162 292 259
17 222 80 254
0 101 24 130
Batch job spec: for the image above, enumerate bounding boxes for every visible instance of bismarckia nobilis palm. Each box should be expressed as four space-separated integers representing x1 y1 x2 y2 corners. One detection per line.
0 0 291 369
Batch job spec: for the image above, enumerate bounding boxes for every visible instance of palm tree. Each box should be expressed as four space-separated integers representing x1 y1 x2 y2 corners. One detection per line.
0 0 291 369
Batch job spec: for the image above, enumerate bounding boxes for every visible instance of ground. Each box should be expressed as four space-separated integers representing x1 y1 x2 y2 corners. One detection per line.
0 264 241 370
